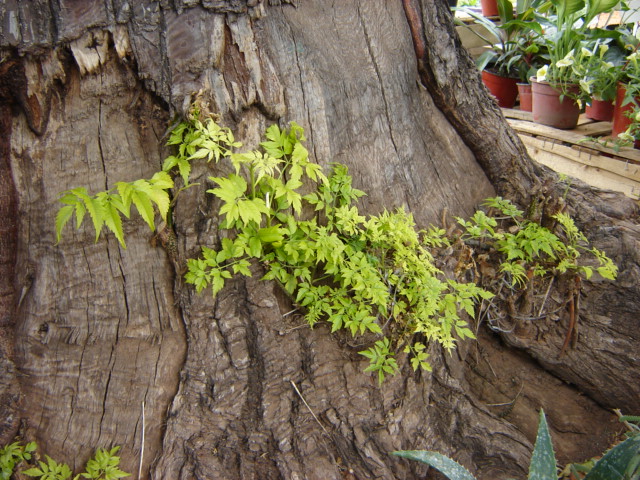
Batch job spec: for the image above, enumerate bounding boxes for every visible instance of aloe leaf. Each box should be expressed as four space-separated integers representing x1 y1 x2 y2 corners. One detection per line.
528 410 557 480
393 451 477 480
583 434 640 480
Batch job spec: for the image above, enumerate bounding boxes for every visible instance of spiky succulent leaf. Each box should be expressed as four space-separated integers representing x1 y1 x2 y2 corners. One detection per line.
583 434 640 480
392 451 476 480
528 410 557 480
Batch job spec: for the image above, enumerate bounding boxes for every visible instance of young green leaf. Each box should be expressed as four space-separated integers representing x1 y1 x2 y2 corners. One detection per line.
130 190 155 230
55 205 75 244
208 174 247 204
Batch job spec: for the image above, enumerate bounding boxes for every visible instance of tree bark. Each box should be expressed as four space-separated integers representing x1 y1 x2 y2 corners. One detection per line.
0 1 637 479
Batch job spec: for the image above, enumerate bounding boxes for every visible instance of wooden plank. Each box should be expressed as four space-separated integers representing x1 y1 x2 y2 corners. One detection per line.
509 118 596 143
507 118 640 164
502 110 610 136
573 121 613 137
520 135 640 198
521 135 640 182
576 113 593 126
502 108 533 121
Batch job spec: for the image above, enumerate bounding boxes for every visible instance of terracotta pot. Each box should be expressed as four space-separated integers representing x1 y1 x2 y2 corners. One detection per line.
482 70 518 108
612 83 640 148
612 83 639 137
531 79 580 129
481 0 499 16
517 83 532 112
585 98 614 122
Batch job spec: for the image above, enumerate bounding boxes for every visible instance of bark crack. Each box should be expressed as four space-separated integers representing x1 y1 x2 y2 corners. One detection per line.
287 21 318 163
63 342 86 454
357 4 400 161
97 99 108 190
117 256 130 328
98 352 114 439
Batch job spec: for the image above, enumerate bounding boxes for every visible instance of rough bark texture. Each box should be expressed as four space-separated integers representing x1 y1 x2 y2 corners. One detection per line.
6 49 186 474
0 59 21 446
0 1 638 479
403 0 640 414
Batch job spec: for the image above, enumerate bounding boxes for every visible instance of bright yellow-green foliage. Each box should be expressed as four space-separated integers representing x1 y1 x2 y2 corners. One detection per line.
457 196 618 287
55 172 174 247
1 441 36 480
178 119 489 383
1 443 128 480
55 113 617 384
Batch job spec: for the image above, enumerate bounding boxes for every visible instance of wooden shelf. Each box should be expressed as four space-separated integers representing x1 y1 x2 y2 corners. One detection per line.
502 108 640 198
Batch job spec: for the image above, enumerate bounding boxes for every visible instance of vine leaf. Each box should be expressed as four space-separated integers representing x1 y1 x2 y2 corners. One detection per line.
55 205 74 244
56 173 174 247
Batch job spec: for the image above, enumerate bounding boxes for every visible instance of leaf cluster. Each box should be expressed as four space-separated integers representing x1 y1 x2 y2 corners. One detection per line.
54 114 618 385
180 119 490 383
457 197 617 288
56 172 174 247
1 442 128 480
1 441 36 480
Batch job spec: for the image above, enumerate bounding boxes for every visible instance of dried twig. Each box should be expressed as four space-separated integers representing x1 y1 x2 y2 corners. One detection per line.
487 383 524 418
290 380 330 437
537 276 554 318
613 408 639 432
558 294 576 358
138 401 145 480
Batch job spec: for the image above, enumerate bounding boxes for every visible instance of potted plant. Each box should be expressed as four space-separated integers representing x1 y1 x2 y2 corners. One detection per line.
580 41 624 122
612 32 640 142
612 60 640 147
458 0 545 108
512 32 548 111
575 38 625 121
532 0 621 129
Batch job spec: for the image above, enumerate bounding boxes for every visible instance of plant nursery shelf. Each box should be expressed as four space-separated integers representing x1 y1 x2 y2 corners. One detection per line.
502 108 640 198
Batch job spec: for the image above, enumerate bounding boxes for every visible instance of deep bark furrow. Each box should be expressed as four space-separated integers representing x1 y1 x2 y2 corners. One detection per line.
3 50 186 476
0 90 20 445
403 0 540 199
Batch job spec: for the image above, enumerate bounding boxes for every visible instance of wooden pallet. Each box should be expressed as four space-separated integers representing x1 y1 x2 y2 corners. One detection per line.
503 108 640 198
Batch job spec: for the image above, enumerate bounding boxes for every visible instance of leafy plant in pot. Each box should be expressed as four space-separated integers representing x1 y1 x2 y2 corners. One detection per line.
612 60 640 148
533 0 621 129
611 31 640 146
577 37 626 121
457 0 545 108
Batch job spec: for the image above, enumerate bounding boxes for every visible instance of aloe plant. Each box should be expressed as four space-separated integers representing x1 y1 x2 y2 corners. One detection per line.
393 409 640 480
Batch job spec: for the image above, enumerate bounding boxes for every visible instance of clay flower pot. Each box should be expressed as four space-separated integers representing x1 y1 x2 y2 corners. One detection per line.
517 83 532 112
531 79 580 129
482 70 518 108
612 83 640 149
481 0 499 16
612 83 638 137
585 98 614 122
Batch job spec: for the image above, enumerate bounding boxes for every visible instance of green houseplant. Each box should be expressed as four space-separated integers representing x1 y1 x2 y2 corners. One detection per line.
612 33 640 146
457 0 545 107
578 38 626 121
532 0 621 128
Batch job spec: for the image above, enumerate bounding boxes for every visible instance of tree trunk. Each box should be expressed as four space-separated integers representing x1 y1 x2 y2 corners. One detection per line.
1 1 637 479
